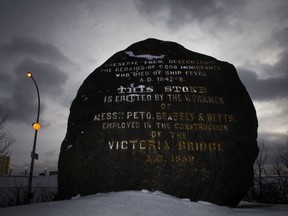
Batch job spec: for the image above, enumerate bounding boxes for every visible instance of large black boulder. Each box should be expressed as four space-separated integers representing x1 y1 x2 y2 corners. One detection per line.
57 38 258 207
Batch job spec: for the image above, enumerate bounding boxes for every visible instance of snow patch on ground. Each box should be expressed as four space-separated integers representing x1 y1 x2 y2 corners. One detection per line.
125 51 165 60
1 190 288 216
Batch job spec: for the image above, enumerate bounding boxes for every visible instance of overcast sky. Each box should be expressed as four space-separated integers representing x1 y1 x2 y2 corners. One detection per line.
1 0 287 174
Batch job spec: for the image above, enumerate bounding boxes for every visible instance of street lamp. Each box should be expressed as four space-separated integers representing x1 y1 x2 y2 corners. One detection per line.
26 72 41 204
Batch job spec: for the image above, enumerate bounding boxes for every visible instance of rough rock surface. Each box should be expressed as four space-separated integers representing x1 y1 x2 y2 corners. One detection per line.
57 38 258 207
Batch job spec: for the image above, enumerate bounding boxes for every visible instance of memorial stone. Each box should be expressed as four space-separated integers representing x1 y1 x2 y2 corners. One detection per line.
57 38 259 207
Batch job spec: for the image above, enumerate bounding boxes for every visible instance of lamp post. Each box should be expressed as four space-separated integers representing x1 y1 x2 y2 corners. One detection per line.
26 72 41 204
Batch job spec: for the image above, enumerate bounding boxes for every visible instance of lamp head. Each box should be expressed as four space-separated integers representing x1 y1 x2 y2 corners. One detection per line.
26 72 33 78
32 122 41 131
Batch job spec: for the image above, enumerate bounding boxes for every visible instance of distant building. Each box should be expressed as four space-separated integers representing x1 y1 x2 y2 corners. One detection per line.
0 155 10 175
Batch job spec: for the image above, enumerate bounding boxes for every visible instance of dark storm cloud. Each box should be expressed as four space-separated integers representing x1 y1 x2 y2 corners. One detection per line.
0 0 106 40
276 27 288 47
135 0 245 27
0 37 69 123
0 73 13 91
238 26 288 101
0 37 70 64
15 59 68 96
238 68 288 101
272 27 288 77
